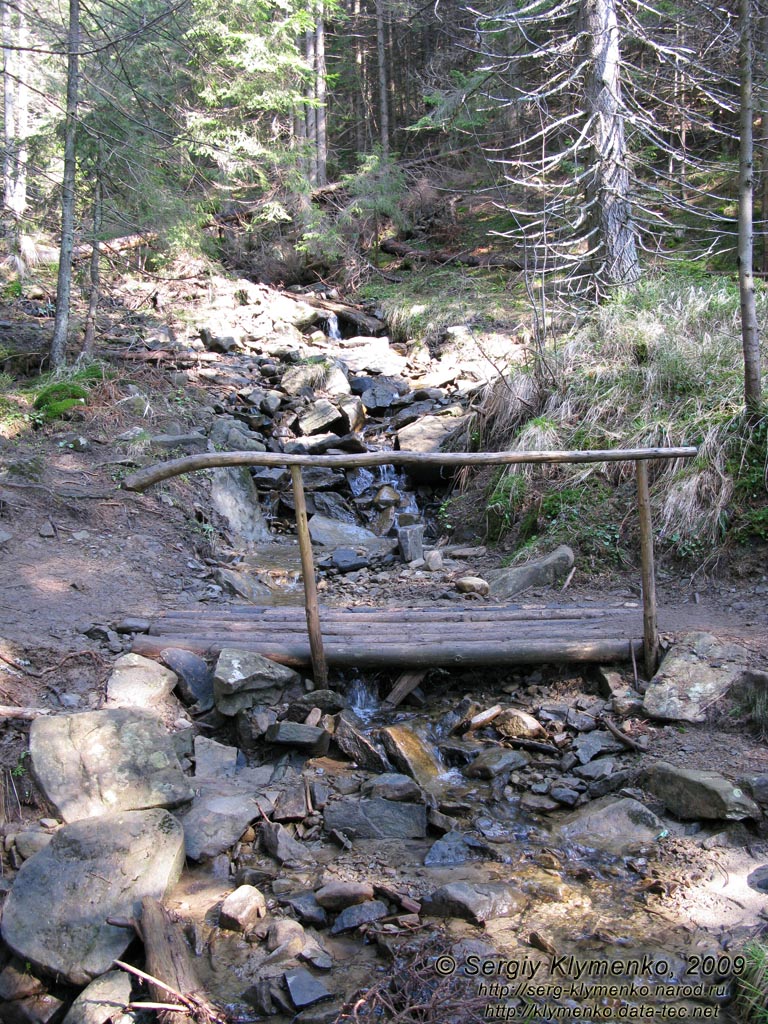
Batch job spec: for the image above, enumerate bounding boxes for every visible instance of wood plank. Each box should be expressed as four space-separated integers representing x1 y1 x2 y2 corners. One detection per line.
152 604 634 624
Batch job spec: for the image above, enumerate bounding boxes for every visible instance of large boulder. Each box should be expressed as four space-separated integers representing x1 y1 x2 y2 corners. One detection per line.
30 709 193 823
555 796 664 855
213 648 301 716
209 466 271 546
487 545 575 599
642 633 750 723
1 809 184 985
644 762 760 821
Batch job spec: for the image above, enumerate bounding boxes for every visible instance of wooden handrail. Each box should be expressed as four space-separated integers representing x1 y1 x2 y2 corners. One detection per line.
122 445 698 683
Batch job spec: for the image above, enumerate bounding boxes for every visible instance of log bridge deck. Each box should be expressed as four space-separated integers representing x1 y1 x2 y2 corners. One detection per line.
130 601 645 670
123 444 698 683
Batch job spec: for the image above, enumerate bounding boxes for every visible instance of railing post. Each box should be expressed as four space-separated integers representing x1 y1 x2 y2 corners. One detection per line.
635 459 659 678
290 465 328 688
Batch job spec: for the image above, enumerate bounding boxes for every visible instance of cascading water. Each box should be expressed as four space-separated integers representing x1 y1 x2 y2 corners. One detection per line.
325 313 342 340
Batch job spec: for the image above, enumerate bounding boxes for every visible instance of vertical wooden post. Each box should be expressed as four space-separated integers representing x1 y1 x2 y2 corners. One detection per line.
636 459 659 678
290 464 328 688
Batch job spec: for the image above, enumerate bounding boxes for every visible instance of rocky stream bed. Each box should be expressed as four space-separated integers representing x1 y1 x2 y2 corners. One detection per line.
0 271 767 1023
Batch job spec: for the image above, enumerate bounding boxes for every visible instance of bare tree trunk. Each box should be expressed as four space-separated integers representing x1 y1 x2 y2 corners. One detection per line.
375 0 389 158
353 0 366 154
305 27 318 184
582 0 640 291
315 11 327 186
739 0 763 416
2 0 28 247
50 0 80 370
82 143 102 358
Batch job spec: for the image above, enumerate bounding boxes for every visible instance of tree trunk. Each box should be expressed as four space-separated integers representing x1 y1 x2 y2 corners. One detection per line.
2 0 28 245
50 0 80 370
375 0 389 158
582 0 640 291
305 27 318 184
315 12 327 186
82 143 103 358
739 0 763 416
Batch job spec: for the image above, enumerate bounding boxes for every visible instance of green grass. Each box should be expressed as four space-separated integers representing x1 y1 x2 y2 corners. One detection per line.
734 943 768 1023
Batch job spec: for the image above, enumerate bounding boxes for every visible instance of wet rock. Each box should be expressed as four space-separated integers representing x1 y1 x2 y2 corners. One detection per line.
571 730 624 765
280 890 328 926
488 545 574 599
464 747 529 778
313 493 357 524
214 648 301 716
219 885 267 932
323 547 369 572
285 967 332 1009
2 809 184 985
495 709 546 739
360 773 423 802
520 792 560 813
160 647 214 711
180 777 267 860
455 576 489 595
308 515 398 556
265 722 330 754
424 832 485 866
379 723 442 788
315 881 374 910
210 466 271 546
422 882 525 924
261 820 315 866
644 761 760 820
194 736 239 777
334 711 391 772
329 899 389 934
105 652 177 708
30 709 193 823
323 797 427 839
61 970 133 1024
215 566 273 602
642 633 750 723
556 796 664 854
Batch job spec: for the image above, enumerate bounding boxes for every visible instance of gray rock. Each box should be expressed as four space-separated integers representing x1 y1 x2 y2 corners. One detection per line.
550 787 580 807
214 648 300 716
308 515 398 556
379 724 442 788
644 761 760 821
180 778 267 860
422 882 525 924
571 730 624 765
160 648 214 711
573 757 616 781
424 832 484 867
338 394 365 432
62 971 134 1024
324 797 426 839
105 653 177 708
556 796 664 854
330 900 389 934
299 399 344 436
334 711 391 772
210 466 270 546
194 736 239 777
495 709 545 739
285 967 332 1008
360 773 423 802
279 891 328 926
743 773 768 806
13 830 53 859
487 545 575 599
338 337 407 375
398 524 424 563
220 885 267 931
30 709 193 823
1 809 184 985
315 881 374 910
215 566 274 602
261 820 315 866
313 493 357 525
464 748 530 779
265 722 330 754
643 633 750 723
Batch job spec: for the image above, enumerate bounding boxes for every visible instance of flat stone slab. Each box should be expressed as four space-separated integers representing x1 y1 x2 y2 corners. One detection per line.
324 797 426 839
30 709 194 823
644 761 760 821
422 882 525 924
642 633 750 723
1 809 184 985
105 652 177 708
556 796 664 855
308 514 397 556
487 545 575 599
180 778 269 860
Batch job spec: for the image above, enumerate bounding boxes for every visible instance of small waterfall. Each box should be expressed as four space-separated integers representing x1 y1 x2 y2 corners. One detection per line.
325 313 342 340
347 676 380 723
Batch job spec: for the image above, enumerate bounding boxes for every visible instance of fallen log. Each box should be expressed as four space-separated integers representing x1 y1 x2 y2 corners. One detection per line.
380 238 523 270
280 289 385 336
0 705 52 719
73 232 158 262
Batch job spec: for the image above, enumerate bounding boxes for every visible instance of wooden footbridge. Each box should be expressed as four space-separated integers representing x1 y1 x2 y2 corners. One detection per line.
123 445 697 684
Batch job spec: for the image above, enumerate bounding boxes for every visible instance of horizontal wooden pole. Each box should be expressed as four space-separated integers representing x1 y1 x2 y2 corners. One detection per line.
122 446 698 493
132 634 641 668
